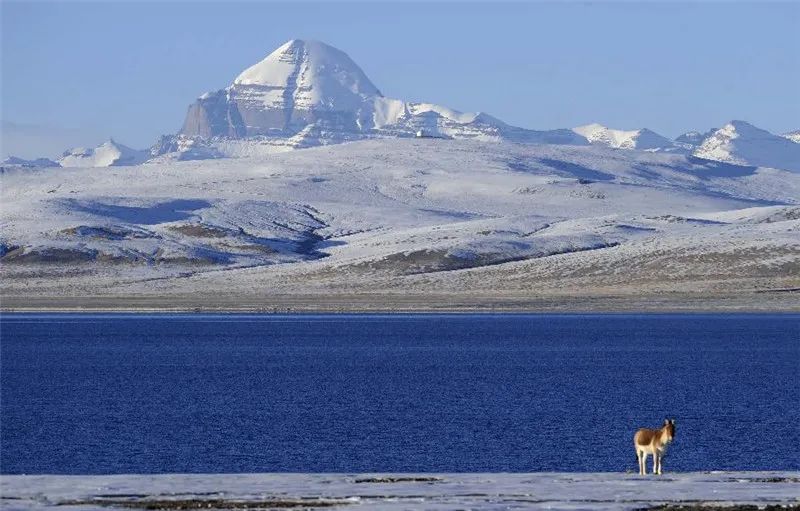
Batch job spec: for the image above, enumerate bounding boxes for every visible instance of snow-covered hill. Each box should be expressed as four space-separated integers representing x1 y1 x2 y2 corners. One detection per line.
2 138 799 307
59 139 149 168
692 120 800 172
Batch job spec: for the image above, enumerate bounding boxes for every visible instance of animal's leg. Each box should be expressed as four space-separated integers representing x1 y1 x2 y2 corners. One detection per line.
657 452 663 475
653 452 660 475
636 450 642 475
641 452 648 475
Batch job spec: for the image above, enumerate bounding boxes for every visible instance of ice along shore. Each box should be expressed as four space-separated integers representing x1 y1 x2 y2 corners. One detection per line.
2 472 799 511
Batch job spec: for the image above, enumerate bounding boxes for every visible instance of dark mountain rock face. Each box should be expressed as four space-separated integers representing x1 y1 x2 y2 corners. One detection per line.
182 89 247 138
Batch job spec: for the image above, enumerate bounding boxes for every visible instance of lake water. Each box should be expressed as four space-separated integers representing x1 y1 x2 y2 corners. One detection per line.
1 313 797 474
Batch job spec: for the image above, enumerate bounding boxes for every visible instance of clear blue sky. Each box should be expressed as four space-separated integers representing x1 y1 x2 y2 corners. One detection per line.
2 1 798 158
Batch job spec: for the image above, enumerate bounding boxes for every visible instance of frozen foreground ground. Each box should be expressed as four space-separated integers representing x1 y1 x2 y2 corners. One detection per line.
2 472 799 510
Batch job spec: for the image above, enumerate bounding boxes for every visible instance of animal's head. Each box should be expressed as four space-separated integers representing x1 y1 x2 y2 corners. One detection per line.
663 418 676 441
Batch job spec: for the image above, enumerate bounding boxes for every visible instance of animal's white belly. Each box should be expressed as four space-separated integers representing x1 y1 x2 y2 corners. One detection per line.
637 445 659 454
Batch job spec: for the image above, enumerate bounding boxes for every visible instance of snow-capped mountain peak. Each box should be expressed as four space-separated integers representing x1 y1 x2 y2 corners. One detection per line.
181 39 387 139
233 39 381 101
714 120 768 139
59 139 148 168
174 39 587 151
572 123 675 151
692 120 800 172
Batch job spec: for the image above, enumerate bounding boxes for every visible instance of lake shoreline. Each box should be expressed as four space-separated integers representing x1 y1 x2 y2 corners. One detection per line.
2 291 799 313
2 472 798 511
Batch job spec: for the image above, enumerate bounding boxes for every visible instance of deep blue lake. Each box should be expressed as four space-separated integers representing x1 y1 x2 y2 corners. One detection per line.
1 313 798 474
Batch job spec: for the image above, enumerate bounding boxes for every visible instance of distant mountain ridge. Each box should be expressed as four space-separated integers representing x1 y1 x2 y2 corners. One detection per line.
1 156 60 168
4 39 797 173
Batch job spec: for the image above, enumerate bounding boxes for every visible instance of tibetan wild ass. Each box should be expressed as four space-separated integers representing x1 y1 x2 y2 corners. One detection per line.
634 419 676 475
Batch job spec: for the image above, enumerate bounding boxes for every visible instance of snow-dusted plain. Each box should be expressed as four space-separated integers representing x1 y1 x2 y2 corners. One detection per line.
2 138 799 310
2 472 798 510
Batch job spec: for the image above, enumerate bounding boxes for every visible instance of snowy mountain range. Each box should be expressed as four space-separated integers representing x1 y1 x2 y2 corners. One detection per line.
168 39 586 156
4 39 797 172
1 39 798 310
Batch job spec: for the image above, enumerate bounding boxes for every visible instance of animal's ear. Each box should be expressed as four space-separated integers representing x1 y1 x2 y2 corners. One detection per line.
671 419 676 425
664 418 670 425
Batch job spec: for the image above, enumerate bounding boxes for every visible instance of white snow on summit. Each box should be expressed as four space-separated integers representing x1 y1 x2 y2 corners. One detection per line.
233 39 381 113
171 39 585 157
782 129 800 144
59 139 148 168
692 120 800 172
572 123 676 151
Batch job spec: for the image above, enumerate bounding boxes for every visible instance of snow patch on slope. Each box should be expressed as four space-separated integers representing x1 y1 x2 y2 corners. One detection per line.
782 129 800 143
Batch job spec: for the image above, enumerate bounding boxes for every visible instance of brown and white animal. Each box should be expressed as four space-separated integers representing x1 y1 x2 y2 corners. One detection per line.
634 419 676 475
